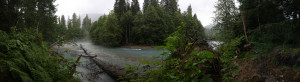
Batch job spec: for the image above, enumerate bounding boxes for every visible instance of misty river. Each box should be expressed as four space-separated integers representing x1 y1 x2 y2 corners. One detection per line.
54 41 165 82
53 41 221 82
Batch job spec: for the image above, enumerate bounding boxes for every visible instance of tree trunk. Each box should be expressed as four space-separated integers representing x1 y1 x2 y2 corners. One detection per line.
241 14 250 44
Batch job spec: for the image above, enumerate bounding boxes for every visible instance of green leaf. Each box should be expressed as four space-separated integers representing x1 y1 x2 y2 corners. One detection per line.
192 63 198 66
156 46 165 50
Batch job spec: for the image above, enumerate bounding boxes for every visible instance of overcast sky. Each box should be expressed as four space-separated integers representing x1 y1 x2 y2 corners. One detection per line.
55 0 239 26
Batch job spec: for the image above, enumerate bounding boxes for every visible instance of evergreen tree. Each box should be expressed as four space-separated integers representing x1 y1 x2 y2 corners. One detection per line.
131 0 140 15
58 17 61 24
161 0 178 14
82 14 92 37
66 13 83 40
237 0 300 45
0 0 57 42
143 0 159 12
187 5 192 15
120 11 134 44
61 15 66 28
143 0 150 12
0 0 19 32
90 15 108 43
90 12 122 46
78 16 81 28
143 6 164 44
72 13 78 28
214 0 242 42
183 5 206 41
114 0 130 19
238 0 286 29
132 11 145 44
0 0 80 81
67 17 72 29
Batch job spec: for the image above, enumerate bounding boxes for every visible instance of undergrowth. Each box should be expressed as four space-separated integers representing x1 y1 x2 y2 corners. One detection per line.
119 25 218 82
215 36 246 81
0 27 79 81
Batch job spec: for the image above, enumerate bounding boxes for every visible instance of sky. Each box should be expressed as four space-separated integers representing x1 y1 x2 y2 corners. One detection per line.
54 0 239 26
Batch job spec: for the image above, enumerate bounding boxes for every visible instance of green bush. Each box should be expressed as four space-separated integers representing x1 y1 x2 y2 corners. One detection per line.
216 36 245 81
0 27 79 81
120 25 214 82
249 20 299 52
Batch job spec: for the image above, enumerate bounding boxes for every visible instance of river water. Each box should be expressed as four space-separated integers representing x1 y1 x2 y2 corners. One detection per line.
79 42 165 67
207 41 223 50
55 41 165 82
55 41 221 82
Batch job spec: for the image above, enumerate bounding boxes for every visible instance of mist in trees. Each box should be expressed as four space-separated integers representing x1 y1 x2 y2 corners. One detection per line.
90 0 206 46
82 15 92 37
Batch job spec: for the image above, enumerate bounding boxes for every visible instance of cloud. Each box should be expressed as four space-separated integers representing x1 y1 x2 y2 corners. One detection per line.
178 0 218 26
55 0 114 17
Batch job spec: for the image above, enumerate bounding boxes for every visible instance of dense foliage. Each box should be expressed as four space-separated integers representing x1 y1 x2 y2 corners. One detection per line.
120 25 217 82
1 0 299 81
0 0 86 81
212 0 300 81
0 27 78 81
214 0 300 47
0 0 60 42
64 13 85 41
90 0 205 46
90 12 123 47
120 0 300 81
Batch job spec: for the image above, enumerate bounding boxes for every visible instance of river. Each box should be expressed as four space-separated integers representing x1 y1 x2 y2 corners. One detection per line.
54 41 165 82
54 41 221 82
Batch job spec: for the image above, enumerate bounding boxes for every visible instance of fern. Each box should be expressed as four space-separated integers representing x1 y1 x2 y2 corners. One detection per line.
0 27 79 81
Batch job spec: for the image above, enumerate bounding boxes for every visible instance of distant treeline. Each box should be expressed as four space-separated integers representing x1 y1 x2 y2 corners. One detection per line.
89 0 205 46
58 13 92 41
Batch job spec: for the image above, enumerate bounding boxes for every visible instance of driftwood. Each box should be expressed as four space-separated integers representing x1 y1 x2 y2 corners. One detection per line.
70 54 82 77
82 55 97 58
80 44 125 79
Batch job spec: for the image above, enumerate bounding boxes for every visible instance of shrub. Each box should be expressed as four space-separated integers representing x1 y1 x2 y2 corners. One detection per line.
0 27 79 81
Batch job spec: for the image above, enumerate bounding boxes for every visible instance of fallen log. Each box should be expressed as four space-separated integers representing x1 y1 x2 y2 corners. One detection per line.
70 54 82 77
80 44 125 79
82 55 97 58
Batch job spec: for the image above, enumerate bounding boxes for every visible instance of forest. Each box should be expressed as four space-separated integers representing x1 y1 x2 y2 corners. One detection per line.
89 0 204 46
0 0 300 82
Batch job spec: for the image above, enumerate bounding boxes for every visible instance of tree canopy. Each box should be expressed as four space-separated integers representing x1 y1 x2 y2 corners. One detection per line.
90 0 206 46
